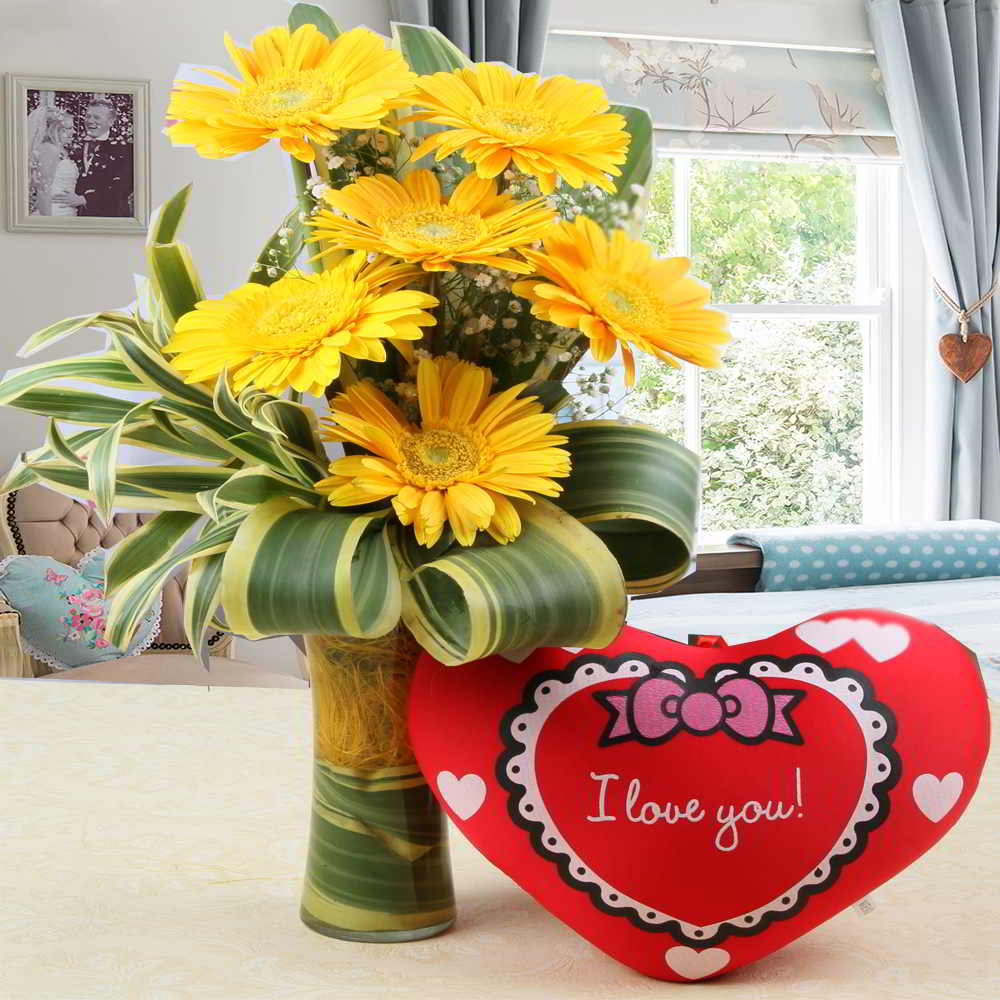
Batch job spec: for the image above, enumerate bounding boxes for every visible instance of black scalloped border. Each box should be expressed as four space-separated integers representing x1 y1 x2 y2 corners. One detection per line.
5 490 225 651
497 650 900 947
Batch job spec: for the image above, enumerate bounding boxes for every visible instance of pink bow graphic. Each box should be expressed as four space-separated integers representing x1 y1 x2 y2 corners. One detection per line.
597 669 804 747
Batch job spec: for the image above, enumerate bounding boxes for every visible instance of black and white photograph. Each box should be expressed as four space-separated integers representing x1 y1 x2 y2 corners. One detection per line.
5 74 149 233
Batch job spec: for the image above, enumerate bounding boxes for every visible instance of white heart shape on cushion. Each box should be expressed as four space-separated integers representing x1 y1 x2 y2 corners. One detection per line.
912 772 964 823
795 618 910 662
851 620 910 662
437 771 486 821
665 946 730 980
795 618 857 653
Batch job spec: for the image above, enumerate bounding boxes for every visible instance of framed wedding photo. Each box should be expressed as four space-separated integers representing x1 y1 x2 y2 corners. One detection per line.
4 74 150 234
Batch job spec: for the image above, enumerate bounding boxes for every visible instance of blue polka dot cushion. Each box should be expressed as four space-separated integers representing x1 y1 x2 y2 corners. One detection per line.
0 548 161 670
728 521 1000 592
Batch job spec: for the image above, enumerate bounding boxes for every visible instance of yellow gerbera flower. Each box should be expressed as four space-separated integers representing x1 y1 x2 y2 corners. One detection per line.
404 64 630 194
316 358 571 546
164 254 436 397
310 168 555 273
166 25 416 162
513 218 730 385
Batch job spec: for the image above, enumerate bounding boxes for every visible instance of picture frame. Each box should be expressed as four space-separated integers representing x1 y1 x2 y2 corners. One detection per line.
4 74 151 235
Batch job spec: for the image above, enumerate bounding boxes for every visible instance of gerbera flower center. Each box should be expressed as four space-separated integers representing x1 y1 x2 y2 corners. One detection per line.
253 285 352 349
398 427 486 487
236 71 345 120
380 207 488 251
585 271 660 330
472 104 555 142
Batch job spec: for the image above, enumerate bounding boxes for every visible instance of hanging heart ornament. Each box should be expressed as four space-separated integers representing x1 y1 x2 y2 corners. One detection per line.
938 333 992 383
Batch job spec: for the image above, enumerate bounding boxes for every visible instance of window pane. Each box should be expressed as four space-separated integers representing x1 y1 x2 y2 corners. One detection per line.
640 156 674 255
622 362 685 443
699 318 864 530
690 159 857 304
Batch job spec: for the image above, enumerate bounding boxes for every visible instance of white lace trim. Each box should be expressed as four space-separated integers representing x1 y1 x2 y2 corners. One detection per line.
77 546 109 577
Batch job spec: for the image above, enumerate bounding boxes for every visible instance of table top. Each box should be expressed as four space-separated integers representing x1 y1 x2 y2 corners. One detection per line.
38 653 308 688
1 679 996 1000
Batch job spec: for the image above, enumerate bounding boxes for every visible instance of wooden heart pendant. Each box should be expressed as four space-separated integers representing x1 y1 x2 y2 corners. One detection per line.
939 333 993 382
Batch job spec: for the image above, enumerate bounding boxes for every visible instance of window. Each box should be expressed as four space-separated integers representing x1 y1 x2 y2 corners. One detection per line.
622 153 901 534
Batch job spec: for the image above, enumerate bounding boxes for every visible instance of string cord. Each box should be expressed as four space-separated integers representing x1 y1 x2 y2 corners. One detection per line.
933 274 999 341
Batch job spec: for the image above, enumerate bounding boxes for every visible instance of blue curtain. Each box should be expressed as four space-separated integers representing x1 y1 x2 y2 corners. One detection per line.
389 0 552 72
867 0 1000 519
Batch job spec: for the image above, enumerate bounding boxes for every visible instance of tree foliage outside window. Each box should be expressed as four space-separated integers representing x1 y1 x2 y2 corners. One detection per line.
625 156 864 531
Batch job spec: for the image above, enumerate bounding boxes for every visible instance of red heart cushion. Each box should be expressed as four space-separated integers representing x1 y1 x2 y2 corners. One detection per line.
409 610 990 980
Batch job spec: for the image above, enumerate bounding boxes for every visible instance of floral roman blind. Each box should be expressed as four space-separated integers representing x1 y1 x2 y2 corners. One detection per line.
543 32 898 160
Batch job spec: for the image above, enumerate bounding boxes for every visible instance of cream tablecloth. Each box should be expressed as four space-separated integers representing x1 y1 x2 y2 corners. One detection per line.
1 680 996 999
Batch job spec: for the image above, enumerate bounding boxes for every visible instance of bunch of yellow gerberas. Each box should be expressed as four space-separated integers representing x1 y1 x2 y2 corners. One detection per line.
162 18 728 548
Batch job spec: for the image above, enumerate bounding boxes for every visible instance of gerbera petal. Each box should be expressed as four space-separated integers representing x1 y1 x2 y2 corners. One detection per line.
314 357 570 547
486 493 522 544
512 218 729 377
167 25 415 164
309 166 552 272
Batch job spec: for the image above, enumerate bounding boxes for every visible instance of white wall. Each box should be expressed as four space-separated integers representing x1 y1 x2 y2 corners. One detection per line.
0 0 389 471
550 0 872 51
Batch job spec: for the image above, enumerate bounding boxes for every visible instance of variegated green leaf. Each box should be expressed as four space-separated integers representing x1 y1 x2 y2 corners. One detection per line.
249 208 308 287
610 104 654 217
110 330 211 405
154 398 273 468
88 420 125 523
17 312 100 359
107 517 239 648
156 397 243 441
184 549 228 666
252 397 324 455
225 431 290 470
398 497 626 666
3 427 95 493
132 274 153 320
121 420 230 462
1 427 107 493
220 499 400 640
288 2 340 38
0 457 39 494
105 510 202 596
25 461 199 512
45 421 86 468
212 465 321 510
145 406 190 444
250 398 328 480
196 488 221 521
523 380 572 414
91 312 160 350
0 354 144 406
554 420 699 594
391 22 472 72
6 387 137 425
115 465 234 498
148 183 193 246
148 241 204 330
212 370 255 432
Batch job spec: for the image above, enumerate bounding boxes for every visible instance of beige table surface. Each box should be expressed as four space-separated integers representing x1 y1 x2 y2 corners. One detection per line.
1 679 996 1000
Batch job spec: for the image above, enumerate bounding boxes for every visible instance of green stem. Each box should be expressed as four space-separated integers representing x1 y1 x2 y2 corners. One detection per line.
290 160 325 276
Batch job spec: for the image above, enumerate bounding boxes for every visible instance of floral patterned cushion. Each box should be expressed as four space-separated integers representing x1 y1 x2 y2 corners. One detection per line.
0 548 161 670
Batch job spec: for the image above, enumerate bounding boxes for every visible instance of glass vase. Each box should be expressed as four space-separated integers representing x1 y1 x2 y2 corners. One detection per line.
300 628 456 942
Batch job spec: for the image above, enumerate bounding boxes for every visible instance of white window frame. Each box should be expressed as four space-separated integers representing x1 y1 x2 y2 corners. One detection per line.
656 147 904 527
